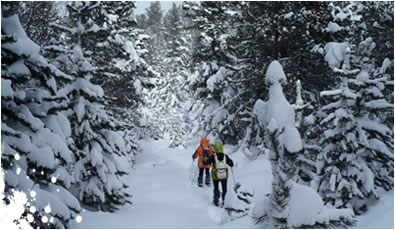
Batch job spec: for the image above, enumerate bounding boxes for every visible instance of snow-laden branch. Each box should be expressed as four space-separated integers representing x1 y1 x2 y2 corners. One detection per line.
49 22 77 35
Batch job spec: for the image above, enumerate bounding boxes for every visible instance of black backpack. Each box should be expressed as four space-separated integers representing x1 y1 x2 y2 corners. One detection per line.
201 145 210 159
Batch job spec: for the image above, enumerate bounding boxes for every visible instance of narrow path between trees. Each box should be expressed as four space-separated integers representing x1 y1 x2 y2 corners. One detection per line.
76 136 268 228
74 136 393 229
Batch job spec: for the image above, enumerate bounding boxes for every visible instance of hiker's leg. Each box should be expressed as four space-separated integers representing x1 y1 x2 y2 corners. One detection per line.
205 168 211 186
221 179 227 205
213 180 220 206
198 168 204 187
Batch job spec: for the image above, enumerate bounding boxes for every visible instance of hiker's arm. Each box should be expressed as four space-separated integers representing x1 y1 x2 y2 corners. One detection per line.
227 156 234 167
192 150 198 159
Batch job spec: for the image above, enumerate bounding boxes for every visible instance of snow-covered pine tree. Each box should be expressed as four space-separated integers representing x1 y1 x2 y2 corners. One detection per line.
253 61 301 228
142 1 166 68
90 1 157 142
317 68 377 213
183 1 340 155
239 2 337 103
18 1 60 47
292 80 321 186
1 12 81 228
183 2 251 148
163 4 190 59
134 1 174 141
91 2 149 109
148 71 190 148
349 37 394 192
159 3 192 148
351 70 394 191
50 1 132 212
317 2 393 212
253 61 354 228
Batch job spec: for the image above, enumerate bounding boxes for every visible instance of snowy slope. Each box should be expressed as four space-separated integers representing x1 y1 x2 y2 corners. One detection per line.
74 136 393 229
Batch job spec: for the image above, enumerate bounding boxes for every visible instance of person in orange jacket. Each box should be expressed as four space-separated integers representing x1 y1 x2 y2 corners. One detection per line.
192 137 214 187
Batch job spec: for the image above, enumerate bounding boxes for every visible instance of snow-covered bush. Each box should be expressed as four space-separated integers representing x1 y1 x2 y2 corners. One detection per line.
253 182 355 228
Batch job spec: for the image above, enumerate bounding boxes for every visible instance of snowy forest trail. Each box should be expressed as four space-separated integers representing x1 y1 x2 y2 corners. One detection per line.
124 136 216 228
74 136 394 229
76 136 271 228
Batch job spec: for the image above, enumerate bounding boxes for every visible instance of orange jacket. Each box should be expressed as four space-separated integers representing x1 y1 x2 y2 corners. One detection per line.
192 137 213 168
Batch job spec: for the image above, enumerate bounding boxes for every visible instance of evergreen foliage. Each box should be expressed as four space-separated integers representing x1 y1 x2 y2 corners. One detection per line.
253 61 354 228
18 1 60 47
49 1 133 212
318 74 376 213
140 2 193 147
1 1 393 228
1 11 81 228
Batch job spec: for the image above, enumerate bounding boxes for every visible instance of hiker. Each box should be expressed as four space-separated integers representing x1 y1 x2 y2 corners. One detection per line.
192 137 214 187
203 141 234 207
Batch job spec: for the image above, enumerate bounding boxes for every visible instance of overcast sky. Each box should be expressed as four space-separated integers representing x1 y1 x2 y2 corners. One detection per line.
134 1 182 15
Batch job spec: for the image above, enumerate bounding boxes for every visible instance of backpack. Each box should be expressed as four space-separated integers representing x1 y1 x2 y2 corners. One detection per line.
214 154 228 180
201 145 210 160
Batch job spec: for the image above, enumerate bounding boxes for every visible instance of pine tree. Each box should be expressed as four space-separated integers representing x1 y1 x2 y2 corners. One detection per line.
91 2 142 108
18 1 60 47
163 4 187 59
50 1 133 212
1 12 81 228
253 61 354 228
293 80 320 186
184 2 250 147
156 4 192 148
90 1 156 142
316 2 393 213
143 2 166 67
253 61 301 228
318 73 377 213
350 37 394 191
351 70 394 191
183 1 342 154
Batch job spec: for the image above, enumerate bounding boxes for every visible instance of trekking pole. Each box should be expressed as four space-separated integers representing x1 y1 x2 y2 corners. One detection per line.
231 167 240 191
191 161 198 186
189 159 194 181
231 167 236 185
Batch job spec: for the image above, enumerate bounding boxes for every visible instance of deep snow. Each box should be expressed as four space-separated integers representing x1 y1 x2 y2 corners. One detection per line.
74 136 393 229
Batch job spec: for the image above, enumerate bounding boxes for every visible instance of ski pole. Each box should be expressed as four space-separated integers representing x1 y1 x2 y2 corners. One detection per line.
191 161 198 186
189 159 194 181
231 167 240 191
231 167 236 185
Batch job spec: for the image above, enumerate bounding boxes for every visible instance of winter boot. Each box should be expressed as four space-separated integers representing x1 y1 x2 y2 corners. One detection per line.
213 200 219 207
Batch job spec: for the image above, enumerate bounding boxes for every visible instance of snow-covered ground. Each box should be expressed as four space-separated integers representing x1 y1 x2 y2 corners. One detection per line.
74 136 393 229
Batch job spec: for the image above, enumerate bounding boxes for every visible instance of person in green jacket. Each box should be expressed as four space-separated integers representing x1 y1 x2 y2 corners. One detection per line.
203 141 234 207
